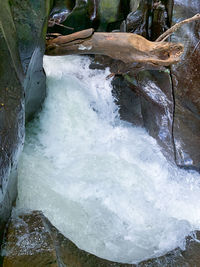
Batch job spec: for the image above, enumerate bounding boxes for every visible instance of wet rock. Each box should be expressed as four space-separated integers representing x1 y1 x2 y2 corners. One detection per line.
0 0 53 247
130 0 141 13
49 0 130 34
171 1 200 170
2 211 200 267
48 0 93 35
124 69 175 161
2 211 57 266
97 0 129 32
50 0 75 25
151 1 167 41
123 0 151 37
112 76 143 126
9 0 53 121
123 0 172 39
0 0 24 244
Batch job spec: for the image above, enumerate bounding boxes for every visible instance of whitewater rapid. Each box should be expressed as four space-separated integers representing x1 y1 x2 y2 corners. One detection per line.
17 55 200 264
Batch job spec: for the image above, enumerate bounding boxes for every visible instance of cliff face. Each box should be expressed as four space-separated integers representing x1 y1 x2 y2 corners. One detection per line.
0 0 53 244
171 0 200 170
0 0 24 243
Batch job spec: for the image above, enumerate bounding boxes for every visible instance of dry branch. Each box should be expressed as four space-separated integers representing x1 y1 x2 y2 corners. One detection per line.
46 29 183 66
156 13 200 42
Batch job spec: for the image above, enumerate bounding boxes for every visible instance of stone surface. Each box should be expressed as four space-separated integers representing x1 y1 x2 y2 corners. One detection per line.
2 211 57 266
97 0 129 32
112 76 143 126
49 0 130 35
123 0 200 169
48 0 93 35
0 0 53 247
9 0 53 121
0 0 24 244
171 0 200 170
136 70 175 161
2 211 200 267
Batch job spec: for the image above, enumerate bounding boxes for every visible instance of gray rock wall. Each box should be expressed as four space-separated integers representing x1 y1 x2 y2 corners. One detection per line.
0 0 53 244
171 0 200 170
0 0 24 243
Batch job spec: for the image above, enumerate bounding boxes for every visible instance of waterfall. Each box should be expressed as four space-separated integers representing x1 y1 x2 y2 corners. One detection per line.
17 55 200 264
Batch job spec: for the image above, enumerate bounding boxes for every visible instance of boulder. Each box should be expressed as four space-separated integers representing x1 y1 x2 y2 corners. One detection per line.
48 0 93 35
2 211 200 267
136 69 175 160
0 0 24 244
49 0 130 34
112 76 143 126
9 0 54 121
1 211 58 266
171 0 200 170
97 0 129 32
0 0 53 246
113 1 176 161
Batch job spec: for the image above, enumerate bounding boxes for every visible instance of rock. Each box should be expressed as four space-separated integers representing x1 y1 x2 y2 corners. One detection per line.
49 0 130 35
2 211 58 266
2 211 200 267
130 0 141 13
136 70 175 161
171 0 200 170
151 1 167 41
124 0 151 37
112 76 143 126
97 0 129 32
0 0 24 244
9 0 54 121
0 0 53 246
48 0 93 35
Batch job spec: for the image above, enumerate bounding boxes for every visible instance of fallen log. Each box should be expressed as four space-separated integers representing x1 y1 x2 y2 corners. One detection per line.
45 28 184 66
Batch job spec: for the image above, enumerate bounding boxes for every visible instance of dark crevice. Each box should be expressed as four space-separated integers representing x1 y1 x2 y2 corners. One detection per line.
169 66 177 164
168 1 177 165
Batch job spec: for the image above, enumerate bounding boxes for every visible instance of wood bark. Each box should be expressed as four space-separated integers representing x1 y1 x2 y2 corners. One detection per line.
45 28 184 66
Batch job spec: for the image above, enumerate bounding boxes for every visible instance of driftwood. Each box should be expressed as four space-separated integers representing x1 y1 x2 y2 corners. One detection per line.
46 28 183 66
156 13 200 42
45 13 200 66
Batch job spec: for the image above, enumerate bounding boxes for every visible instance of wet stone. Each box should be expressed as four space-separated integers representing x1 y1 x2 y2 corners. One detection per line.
2 211 200 267
171 0 200 170
0 0 24 244
9 0 53 121
2 211 57 267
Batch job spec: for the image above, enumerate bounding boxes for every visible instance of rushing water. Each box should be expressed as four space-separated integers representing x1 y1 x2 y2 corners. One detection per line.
17 55 200 264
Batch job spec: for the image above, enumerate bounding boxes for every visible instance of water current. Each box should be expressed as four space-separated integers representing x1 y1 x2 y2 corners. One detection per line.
17 55 200 264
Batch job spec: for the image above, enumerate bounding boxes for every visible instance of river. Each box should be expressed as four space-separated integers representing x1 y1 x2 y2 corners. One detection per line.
17 55 200 264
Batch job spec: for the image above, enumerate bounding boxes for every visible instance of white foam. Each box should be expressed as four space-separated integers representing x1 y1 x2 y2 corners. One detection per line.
17 55 200 264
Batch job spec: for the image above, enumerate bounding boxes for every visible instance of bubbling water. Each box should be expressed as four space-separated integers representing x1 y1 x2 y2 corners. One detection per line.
17 55 200 264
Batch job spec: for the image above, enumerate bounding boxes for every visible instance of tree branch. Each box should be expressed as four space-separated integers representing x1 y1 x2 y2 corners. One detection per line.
156 13 200 42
